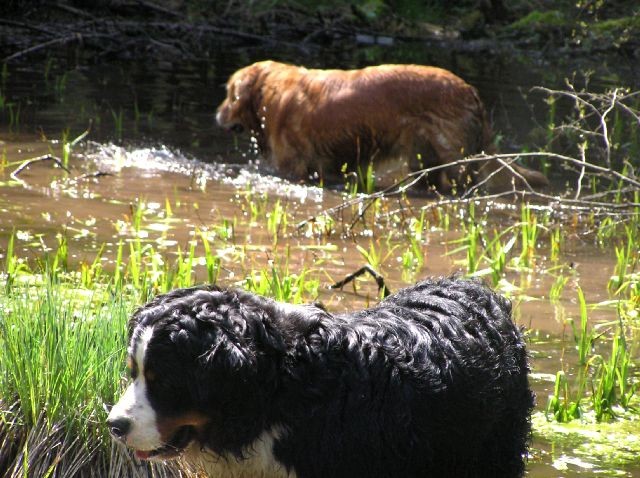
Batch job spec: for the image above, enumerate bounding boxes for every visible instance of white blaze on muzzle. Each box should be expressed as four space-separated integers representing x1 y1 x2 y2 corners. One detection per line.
108 326 162 451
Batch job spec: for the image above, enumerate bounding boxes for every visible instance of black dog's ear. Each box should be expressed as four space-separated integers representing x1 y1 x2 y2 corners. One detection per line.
201 332 254 373
191 287 289 374
196 311 257 374
127 310 143 338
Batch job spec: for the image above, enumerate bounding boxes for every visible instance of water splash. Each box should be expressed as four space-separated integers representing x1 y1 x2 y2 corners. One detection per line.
83 141 323 204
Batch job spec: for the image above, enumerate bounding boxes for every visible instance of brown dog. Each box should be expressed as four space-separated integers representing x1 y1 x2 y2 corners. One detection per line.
216 61 548 192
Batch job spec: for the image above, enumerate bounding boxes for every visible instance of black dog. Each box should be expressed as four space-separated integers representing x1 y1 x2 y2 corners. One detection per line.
107 278 534 478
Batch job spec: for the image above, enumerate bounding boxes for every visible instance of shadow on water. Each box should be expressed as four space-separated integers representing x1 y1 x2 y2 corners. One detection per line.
0 42 639 476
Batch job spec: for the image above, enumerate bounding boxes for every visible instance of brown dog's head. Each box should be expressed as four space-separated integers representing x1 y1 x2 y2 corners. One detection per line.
216 62 268 134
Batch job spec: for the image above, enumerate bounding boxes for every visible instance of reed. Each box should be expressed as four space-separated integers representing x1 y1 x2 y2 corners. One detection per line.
198 228 221 285
399 213 426 281
546 371 582 422
356 239 396 274
549 226 562 262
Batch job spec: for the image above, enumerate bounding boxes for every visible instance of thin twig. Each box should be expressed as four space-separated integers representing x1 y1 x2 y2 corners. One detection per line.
135 0 182 18
0 19 57 35
52 3 96 19
575 143 586 200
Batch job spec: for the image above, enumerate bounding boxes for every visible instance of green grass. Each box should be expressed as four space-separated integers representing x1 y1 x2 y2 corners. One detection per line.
0 271 128 475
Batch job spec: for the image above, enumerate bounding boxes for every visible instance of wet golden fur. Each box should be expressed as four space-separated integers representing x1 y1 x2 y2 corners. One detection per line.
216 61 548 192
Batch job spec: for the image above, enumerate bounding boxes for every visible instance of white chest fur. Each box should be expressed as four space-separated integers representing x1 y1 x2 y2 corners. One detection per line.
182 428 295 478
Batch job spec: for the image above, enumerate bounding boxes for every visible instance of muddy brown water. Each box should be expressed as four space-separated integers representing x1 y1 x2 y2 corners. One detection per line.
0 45 638 476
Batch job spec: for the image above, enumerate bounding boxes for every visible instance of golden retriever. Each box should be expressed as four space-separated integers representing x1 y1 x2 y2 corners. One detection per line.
216 61 548 192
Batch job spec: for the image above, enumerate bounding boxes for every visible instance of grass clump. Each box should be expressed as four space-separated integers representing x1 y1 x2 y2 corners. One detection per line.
0 227 215 476
0 272 145 476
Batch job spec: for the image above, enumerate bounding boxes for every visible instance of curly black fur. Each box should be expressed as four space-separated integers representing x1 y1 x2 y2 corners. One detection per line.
129 277 534 478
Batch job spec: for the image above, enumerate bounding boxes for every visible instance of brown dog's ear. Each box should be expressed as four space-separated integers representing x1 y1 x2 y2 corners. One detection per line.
232 63 263 104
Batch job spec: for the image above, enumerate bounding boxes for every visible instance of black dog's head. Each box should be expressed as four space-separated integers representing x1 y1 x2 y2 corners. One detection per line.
106 286 291 461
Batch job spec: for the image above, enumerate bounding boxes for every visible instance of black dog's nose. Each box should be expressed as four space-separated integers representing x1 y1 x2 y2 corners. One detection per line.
107 417 131 439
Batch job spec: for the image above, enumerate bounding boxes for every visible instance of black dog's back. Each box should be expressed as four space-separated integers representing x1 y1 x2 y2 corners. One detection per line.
114 278 532 478
275 278 533 478
378 278 533 477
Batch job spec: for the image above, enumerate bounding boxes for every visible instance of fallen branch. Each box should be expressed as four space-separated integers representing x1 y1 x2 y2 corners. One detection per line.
4 33 115 62
10 155 71 182
296 153 546 231
297 148 640 232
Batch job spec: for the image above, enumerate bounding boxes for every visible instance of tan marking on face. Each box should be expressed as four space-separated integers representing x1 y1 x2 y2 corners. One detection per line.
157 411 210 443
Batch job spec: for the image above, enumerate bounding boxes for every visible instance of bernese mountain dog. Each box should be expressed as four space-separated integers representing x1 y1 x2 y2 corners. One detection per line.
107 277 534 478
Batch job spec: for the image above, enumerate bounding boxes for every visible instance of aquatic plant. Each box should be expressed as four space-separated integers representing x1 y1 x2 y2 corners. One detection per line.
549 271 570 302
356 239 396 274
549 226 562 263
609 225 639 295
546 287 638 424
53 72 68 101
450 201 483 274
7 102 20 130
197 228 221 285
110 107 124 142
517 204 539 270
591 320 635 421
485 230 517 286
399 212 426 281
267 199 289 244
546 370 583 422
244 264 318 304
358 160 376 195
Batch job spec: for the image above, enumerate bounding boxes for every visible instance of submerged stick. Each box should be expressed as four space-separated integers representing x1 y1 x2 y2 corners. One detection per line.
331 265 391 297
